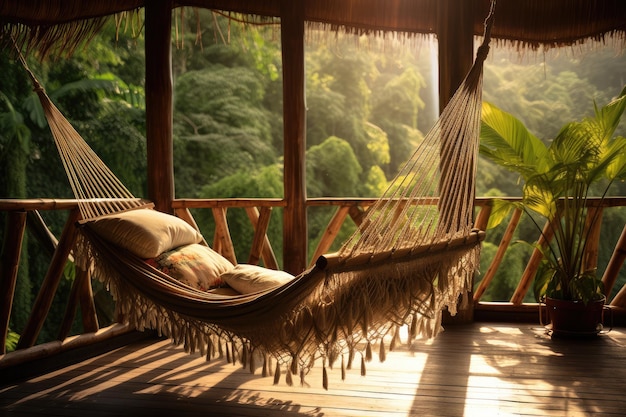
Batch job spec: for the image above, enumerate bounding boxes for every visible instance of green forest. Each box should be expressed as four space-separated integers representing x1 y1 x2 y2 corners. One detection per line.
1 11 625 346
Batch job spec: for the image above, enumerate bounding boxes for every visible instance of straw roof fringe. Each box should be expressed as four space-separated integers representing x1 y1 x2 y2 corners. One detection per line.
2 0 626 58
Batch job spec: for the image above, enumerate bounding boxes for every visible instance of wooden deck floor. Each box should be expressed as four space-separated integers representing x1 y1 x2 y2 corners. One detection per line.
2 322 626 417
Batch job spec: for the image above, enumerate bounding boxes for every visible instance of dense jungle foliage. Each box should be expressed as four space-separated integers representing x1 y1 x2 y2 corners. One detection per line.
1 11 625 347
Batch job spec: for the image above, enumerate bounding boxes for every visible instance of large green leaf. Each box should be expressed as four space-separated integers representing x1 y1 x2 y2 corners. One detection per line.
594 85 626 141
480 102 549 180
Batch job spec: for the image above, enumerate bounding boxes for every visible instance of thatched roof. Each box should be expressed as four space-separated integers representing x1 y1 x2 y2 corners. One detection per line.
2 0 626 57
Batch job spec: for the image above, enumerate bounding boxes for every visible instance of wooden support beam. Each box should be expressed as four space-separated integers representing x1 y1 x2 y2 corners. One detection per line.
77 268 99 334
246 207 278 269
582 207 603 274
473 204 493 232
212 207 237 264
309 206 350 268
27 210 58 256
348 205 366 227
174 207 209 246
474 208 522 302
145 0 174 214
0 211 27 354
17 209 81 349
605 225 626 303
58 266 98 340
510 218 556 305
281 0 307 275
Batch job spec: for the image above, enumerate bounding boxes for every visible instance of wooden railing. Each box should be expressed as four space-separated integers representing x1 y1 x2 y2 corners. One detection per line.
1 196 625 366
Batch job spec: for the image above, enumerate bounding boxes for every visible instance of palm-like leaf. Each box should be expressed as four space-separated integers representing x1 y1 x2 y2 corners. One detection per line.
480 101 549 180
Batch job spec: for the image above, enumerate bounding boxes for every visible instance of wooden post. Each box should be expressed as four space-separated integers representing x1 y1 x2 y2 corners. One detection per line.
246 207 278 269
58 266 98 340
17 209 81 349
437 0 475 323
145 0 174 213
212 208 237 264
473 204 493 231
474 208 522 302
77 267 99 334
281 0 307 275
437 0 474 112
582 207 603 274
605 225 626 302
510 218 557 305
0 211 27 354
309 206 350 268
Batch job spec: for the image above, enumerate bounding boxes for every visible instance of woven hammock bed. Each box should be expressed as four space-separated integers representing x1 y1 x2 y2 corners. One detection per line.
14 3 494 388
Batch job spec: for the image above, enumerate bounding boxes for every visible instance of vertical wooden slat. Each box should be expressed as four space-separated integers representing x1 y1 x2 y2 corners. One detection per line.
281 0 307 275
212 207 237 264
474 208 522 302
0 211 27 354
582 207 603 274
77 267 99 333
348 205 366 227
473 204 493 231
17 209 81 349
510 218 557 305
58 266 98 340
145 0 174 214
309 206 350 267
27 210 58 256
246 207 277 268
605 225 626 303
174 207 209 246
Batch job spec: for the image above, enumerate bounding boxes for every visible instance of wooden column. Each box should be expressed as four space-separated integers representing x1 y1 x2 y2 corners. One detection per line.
281 0 307 275
437 0 475 323
145 0 174 213
437 0 474 112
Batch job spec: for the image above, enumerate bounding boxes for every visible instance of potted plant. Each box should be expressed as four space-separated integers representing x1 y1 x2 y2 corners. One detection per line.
479 86 626 336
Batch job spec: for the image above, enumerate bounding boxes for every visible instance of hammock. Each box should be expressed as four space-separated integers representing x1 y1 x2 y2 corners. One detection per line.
15 4 494 388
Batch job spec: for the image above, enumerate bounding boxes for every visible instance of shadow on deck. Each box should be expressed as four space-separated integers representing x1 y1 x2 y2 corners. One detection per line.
2 323 625 416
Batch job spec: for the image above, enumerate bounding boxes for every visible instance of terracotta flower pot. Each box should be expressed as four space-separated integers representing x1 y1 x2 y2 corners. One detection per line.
544 296 606 338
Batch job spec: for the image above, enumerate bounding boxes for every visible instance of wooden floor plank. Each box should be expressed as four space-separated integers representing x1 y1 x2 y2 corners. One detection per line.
2 323 626 416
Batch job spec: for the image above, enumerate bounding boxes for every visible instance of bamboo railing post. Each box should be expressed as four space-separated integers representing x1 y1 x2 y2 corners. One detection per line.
605 225 626 303
473 204 492 231
510 218 557 305
583 207 603 274
174 207 209 246
348 205 366 227
0 211 27 354
58 265 98 340
57 268 81 341
77 267 99 333
212 207 237 264
27 210 58 256
309 206 350 268
17 209 80 349
474 208 522 302
246 207 278 269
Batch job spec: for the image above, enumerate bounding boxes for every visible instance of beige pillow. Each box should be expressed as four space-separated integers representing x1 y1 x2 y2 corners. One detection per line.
150 244 234 290
87 209 203 258
220 264 295 294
